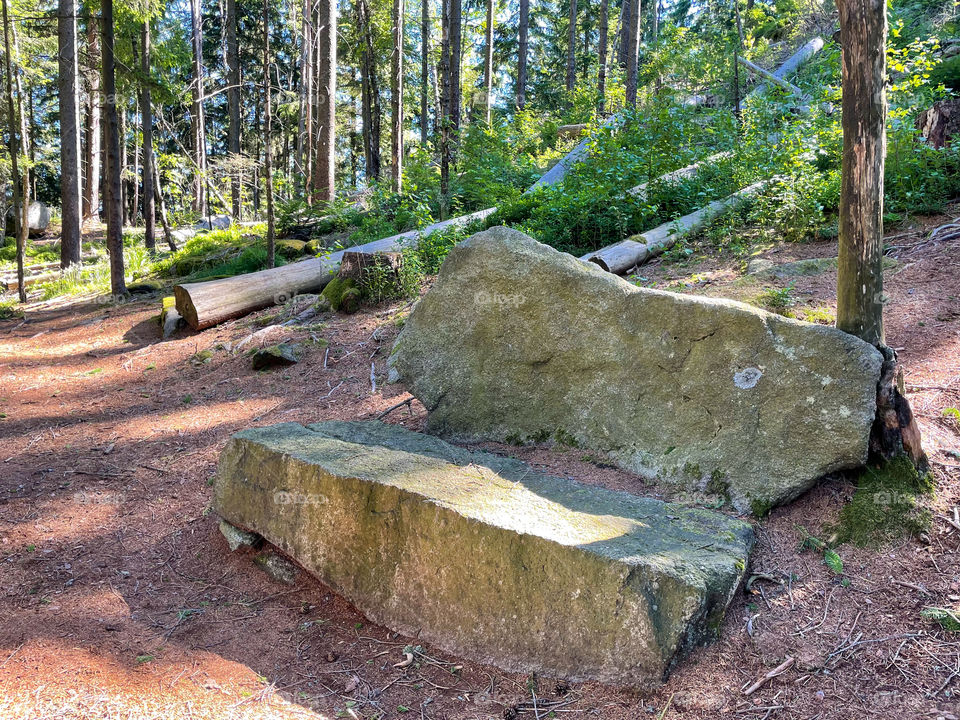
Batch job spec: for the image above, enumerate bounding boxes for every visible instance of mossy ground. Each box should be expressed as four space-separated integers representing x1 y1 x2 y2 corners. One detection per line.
830 455 935 547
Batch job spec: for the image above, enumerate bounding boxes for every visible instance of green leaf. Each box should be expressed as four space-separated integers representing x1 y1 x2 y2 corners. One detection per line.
823 549 843 575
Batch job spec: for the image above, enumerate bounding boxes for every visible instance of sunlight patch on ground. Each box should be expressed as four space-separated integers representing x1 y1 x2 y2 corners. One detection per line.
0 639 328 720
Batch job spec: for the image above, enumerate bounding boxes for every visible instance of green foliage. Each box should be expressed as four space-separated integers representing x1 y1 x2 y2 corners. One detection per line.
798 527 845 575
0 239 62 268
0 298 23 320
830 456 935 547
754 284 795 315
921 607 960 632
742 0 804 41
152 225 275 280
276 197 366 239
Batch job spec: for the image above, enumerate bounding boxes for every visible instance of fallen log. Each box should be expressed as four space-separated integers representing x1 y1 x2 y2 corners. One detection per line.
174 207 496 330
556 123 589 139
750 37 824 99
627 152 731 201
1 270 61 292
581 178 775 274
527 38 823 192
525 113 624 192
738 56 804 97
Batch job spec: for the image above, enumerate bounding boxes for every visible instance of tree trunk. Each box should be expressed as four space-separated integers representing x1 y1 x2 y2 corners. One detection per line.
391 0 404 191
517 0 529 109
448 0 461 134
597 0 608 112
439 0 450 218
141 20 155 252
58 0 83 268
119 107 128 226
619 0 632 68
101 0 125 296
359 0 381 181
153 162 176 251
483 0 494 123
836 0 886 347
566 0 577 92
2 0 24 302
189 0 207 216
263 0 275 267
129 41 139 225
420 0 430 144
300 0 314 199
82 8 100 224
226 0 242 218
625 0 640 105
314 0 336 202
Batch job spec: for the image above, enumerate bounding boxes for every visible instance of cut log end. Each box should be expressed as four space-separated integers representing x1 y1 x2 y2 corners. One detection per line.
173 285 201 330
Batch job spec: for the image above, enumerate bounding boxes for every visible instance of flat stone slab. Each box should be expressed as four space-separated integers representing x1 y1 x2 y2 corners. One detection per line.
389 227 885 514
215 420 754 689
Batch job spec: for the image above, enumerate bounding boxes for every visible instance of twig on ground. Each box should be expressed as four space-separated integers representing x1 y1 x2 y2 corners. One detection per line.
892 579 931 596
376 397 413 420
743 656 795 695
656 692 675 719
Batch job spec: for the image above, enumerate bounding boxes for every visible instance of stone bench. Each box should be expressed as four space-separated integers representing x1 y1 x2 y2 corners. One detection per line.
215 420 753 688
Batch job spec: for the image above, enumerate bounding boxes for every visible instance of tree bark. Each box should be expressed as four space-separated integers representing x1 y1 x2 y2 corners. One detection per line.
300 0 314 198
420 0 430 144
566 0 577 92
189 0 207 216
101 0 125 295
263 0 275 267
359 0 381 181
439 0 450 217
836 0 886 347
391 0 404 191
625 0 640 105
58 0 83 268
483 0 493 123
82 7 100 224
314 0 336 202
2 0 24 302
448 0 461 133
226 0 241 218
619 0 632 68
141 20 155 252
597 0 608 112
153 161 176 251
517 0 528 109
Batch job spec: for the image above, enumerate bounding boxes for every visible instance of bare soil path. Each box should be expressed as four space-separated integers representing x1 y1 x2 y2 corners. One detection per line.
1 220 959 720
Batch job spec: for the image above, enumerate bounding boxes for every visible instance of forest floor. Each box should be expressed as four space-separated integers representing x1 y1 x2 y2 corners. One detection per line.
1 211 959 720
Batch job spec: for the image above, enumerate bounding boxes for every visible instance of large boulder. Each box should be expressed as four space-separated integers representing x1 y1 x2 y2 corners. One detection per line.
193 214 233 232
215 421 754 689
5 202 51 237
389 227 884 514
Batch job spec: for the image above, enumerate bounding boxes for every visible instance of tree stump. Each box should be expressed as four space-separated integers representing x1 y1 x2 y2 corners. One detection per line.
916 99 960 149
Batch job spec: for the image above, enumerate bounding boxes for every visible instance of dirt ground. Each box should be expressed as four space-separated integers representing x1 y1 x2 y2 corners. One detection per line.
1 214 959 720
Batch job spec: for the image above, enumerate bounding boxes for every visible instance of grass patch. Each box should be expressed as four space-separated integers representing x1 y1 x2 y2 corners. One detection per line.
0 239 61 269
152 224 270 280
753 284 796 316
830 455 935 547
